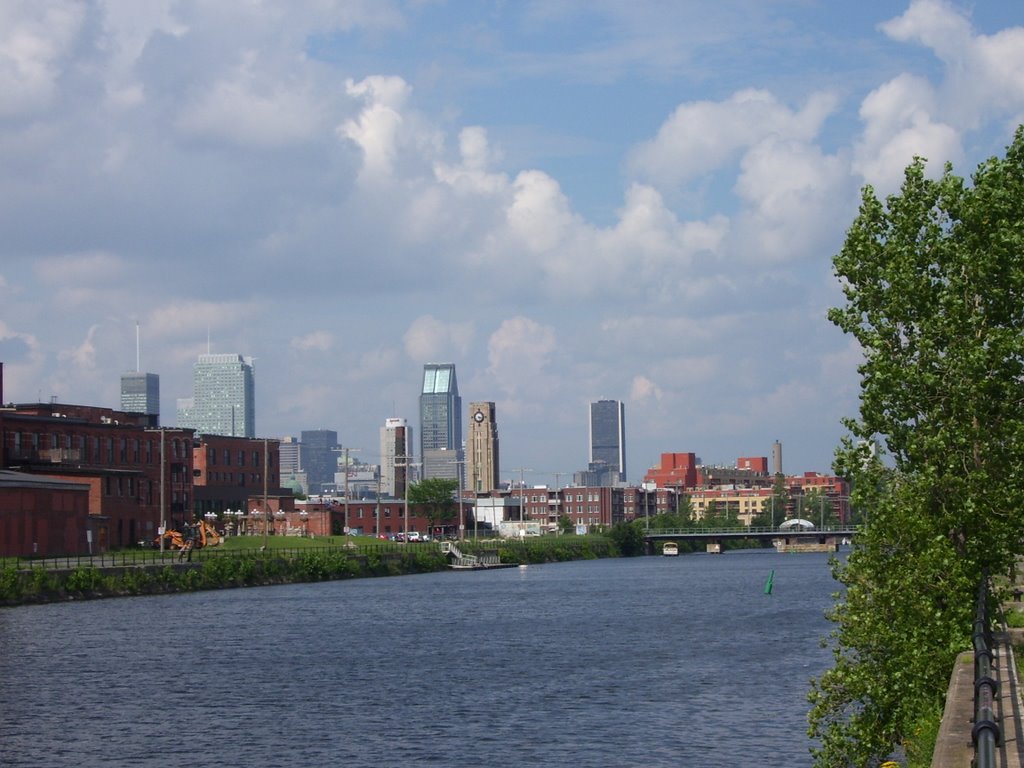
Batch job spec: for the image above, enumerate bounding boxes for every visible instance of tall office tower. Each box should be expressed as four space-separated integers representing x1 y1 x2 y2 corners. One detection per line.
301 429 339 495
120 372 160 425
419 363 462 480
380 417 412 498
589 399 626 481
278 436 301 475
176 353 255 437
467 401 499 493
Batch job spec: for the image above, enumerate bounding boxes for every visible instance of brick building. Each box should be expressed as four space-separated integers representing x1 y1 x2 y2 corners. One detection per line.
0 401 194 551
192 434 288 519
0 470 91 557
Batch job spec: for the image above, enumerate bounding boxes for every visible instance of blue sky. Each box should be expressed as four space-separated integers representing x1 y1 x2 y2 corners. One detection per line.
1 0 1023 485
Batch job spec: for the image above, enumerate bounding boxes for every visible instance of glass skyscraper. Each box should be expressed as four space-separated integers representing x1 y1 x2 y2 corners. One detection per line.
301 429 338 495
176 353 255 437
120 371 159 424
419 363 462 481
589 399 626 480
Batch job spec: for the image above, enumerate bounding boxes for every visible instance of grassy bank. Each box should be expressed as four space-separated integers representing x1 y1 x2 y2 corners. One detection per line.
0 535 617 607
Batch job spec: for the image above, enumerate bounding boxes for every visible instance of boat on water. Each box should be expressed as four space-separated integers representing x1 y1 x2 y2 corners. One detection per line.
662 542 679 557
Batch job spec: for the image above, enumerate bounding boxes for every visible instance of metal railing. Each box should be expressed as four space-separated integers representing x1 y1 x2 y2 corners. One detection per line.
972 571 999 768
1 540 435 571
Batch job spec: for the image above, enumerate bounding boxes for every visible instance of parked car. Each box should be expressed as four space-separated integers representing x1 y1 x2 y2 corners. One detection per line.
407 531 422 542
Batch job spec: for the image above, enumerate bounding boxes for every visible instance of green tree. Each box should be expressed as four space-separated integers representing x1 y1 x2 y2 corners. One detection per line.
557 512 575 534
408 477 459 534
808 126 1024 767
607 520 645 556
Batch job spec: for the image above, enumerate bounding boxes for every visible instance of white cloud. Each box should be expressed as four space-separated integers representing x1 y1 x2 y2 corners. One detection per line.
630 375 663 404
33 250 126 285
627 89 837 189
853 73 961 191
290 331 333 353
176 51 325 147
731 136 850 263
881 0 1024 129
57 324 101 371
403 315 474 362
0 1 84 117
485 316 558 408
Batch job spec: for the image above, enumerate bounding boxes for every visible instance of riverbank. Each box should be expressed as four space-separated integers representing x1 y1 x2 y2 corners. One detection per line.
0 536 617 607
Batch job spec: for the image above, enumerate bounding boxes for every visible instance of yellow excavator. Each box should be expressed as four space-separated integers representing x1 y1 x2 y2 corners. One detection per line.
156 520 223 559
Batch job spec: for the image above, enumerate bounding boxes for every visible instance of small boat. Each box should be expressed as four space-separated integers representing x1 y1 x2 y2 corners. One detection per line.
662 542 679 557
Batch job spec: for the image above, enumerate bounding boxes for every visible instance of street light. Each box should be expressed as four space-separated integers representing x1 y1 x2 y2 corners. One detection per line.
144 427 187 554
452 457 468 541
262 437 269 549
513 467 533 522
395 455 418 542
335 446 361 537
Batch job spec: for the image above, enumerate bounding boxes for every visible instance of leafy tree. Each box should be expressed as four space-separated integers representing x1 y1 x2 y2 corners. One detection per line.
408 478 459 533
702 500 742 529
607 521 645 556
676 493 696 522
557 512 575 535
808 127 1024 766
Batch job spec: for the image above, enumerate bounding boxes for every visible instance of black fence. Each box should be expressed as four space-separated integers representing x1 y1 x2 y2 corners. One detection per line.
973 571 999 768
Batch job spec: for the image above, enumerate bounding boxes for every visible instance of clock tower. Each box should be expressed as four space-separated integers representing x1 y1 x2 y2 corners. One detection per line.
467 401 499 494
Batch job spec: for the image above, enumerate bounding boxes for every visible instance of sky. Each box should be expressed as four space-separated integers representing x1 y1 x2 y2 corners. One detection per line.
1 0 1023 486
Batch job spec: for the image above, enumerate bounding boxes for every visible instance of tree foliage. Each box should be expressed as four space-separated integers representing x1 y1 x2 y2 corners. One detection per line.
408 477 459 531
809 126 1024 766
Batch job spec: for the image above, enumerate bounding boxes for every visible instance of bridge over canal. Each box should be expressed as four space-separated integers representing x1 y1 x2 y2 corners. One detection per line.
643 525 859 554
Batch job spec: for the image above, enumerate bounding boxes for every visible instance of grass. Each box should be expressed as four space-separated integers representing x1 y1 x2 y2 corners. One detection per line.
1006 608 1024 628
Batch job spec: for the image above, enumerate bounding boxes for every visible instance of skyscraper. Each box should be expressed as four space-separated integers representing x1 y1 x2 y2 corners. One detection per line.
419 363 462 480
120 372 160 425
380 417 412 498
120 322 160 425
301 429 339 496
589 399 626 481
176 353 255 437
467 401 499 493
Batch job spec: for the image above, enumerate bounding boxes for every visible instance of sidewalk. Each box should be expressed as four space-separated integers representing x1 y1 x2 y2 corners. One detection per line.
932 622 1024 768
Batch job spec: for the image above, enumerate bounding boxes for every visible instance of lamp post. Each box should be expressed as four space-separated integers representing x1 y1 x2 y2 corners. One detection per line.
395 455 417 543
514 467 532 522
144 427 186 554
335 446 361 537
262 437 269 549
452 457 468 541
472 468 479 540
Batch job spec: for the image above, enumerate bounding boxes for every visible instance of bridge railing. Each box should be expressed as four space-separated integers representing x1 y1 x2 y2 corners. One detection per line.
644 525 858 537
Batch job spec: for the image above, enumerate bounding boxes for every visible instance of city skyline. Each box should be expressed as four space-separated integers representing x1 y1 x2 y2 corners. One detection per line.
2 2 1022 478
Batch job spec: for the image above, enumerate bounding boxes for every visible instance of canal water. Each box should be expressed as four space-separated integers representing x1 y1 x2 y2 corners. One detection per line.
0 550 840 767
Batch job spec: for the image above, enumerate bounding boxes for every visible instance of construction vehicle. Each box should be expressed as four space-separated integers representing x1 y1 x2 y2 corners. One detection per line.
155 520 223 558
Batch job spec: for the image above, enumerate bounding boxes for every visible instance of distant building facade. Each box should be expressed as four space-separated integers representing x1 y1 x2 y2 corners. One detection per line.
589 399 626 482
120 372 159 425
300 429 338 496
419 363 462 480
192 435 286 518
466 401 498 493
176 353 255 438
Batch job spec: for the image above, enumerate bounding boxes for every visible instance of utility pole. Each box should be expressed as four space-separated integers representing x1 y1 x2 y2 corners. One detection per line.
160 430 166 552
513 468 533 522
341 447 361 536
262 437 269 549
375 472 381 538
452 457 468 541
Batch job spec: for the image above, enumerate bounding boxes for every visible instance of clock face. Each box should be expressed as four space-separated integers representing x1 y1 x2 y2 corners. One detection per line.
474 411 485 423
